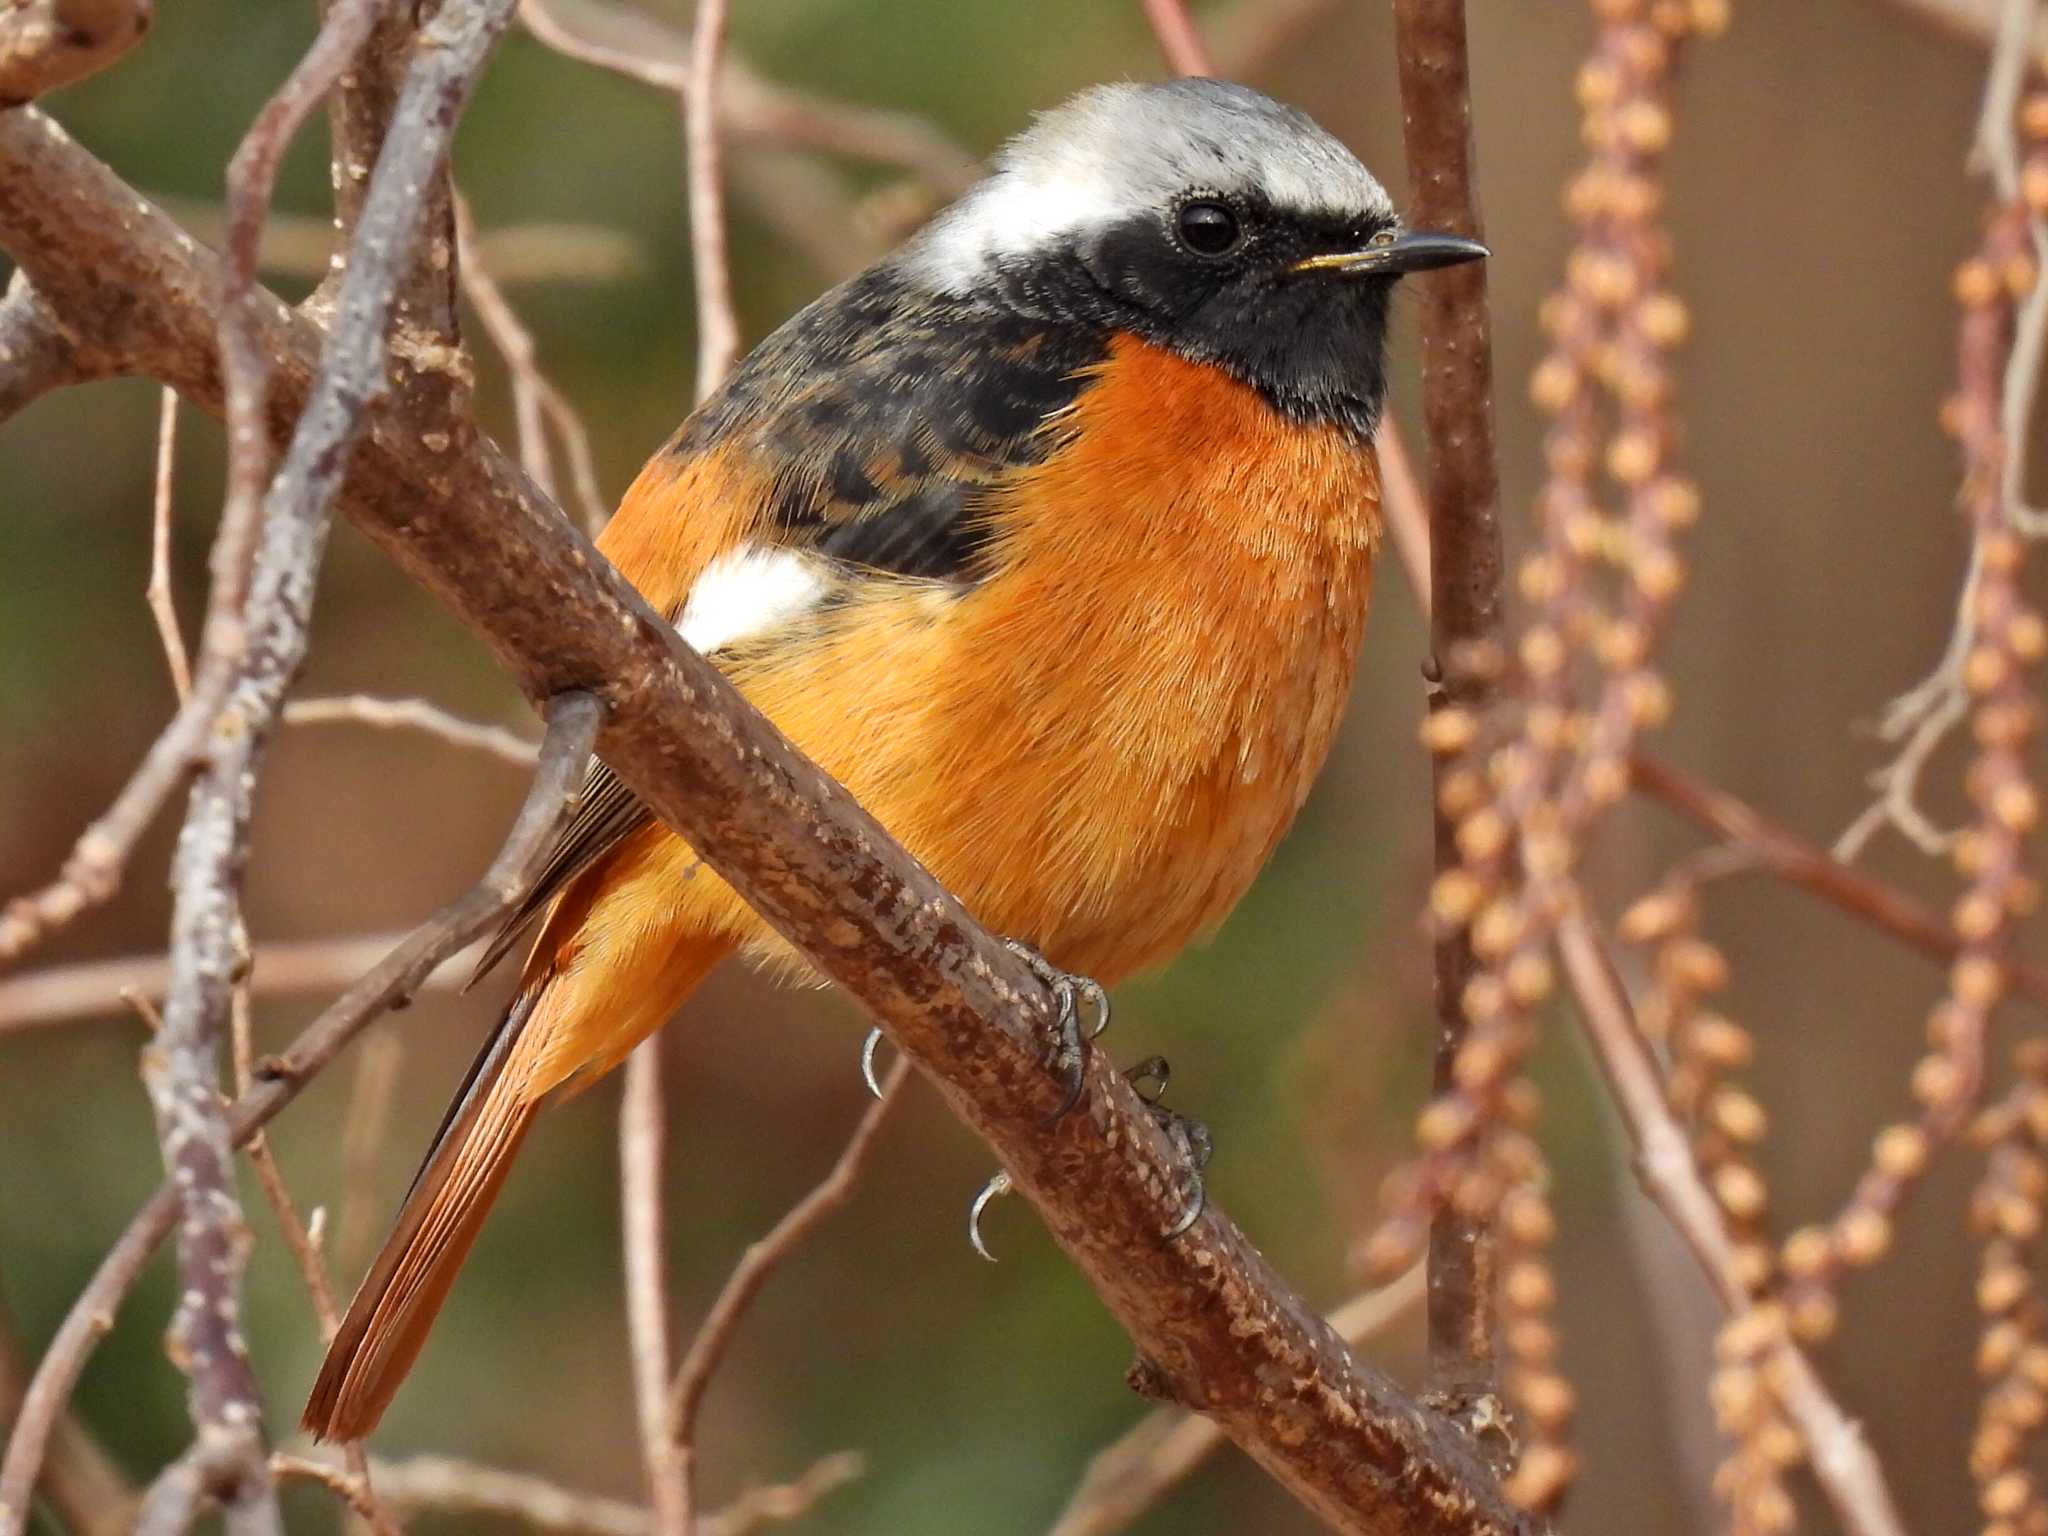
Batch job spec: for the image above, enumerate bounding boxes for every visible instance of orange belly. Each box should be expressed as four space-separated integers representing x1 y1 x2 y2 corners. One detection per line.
618 335 1383 986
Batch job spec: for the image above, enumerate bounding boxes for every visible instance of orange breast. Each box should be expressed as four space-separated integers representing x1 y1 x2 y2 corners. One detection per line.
712 334 1384 981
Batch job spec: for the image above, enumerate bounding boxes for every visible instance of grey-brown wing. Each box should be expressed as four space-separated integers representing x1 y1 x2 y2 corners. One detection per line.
466 266 1109 989
465 758 649 986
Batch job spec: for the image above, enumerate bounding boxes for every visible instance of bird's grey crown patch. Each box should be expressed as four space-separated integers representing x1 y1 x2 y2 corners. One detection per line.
906 78 1395 295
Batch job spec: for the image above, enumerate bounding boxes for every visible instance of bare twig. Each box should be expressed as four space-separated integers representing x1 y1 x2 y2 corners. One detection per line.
518 0 978 195
455 193 613 536
0 109 1536 1536
0 931 475 1033
1375 416 1434 618
227 990 401 1536
0 693 601 1536
1390 0 1508 1435
1138 0 1213 74
283 693 539 766
0 0 149 108
215 0 386 668
1556 914 1907 1536
669 1061 912 1465
682 0 737 396
146 388 192 700
1632 752 2048 1011
276 1446 862 1536
0 1290 133 1536
1046 1267 1426 1536
620 1045 687 1536
334 1031 406 1280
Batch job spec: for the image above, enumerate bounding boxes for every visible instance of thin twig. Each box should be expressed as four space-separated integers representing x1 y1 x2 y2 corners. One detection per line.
284 693 539 767
518 0 978 195
0 1290 134 1536
620 1045 687 1536
454 192 613 536
0 694 601 1536
227 987 401 1536
1632 751 2048 1011
1375 416 1434 618
668 1060 912 1464
1045 1266 1426 1536
334 1031 406 1281
146 388 192 701
1555 914 1908 1536
0 931 476 1034
682 0 737 396
1138 0 1213 74
275 1447 863 1536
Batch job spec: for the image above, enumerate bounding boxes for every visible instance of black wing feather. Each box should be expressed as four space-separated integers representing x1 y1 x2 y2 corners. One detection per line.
466 266 1108 986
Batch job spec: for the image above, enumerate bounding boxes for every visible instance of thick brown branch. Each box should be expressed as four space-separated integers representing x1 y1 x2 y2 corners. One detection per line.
0 112 1532 1536
0 272 98 424
0 0 148 108
1391 0 1506 1414
1046 1268 1427 1536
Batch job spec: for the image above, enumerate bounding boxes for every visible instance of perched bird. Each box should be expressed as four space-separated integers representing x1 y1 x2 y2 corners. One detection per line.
304 76 1484 1440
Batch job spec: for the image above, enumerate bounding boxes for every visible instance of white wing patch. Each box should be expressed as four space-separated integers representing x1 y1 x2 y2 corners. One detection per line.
677 545 829 656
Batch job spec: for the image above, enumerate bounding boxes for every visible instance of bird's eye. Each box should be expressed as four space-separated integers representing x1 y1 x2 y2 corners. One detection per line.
1176 200 1241 257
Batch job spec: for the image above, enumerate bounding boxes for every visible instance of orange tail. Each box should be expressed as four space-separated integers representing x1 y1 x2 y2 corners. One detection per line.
303 928 731 1441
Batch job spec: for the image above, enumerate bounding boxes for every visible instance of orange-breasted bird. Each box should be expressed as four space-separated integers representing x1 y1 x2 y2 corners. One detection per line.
303 77 1485 1440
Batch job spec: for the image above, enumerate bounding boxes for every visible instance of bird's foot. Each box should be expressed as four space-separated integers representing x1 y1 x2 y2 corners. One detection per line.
966 1053 1212 1261
1001 938 1111 1123
1123 1055 1213 1240
859 938 1109 1110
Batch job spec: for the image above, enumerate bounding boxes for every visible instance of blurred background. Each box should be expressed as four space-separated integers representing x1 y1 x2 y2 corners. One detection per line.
0 1 2030 1531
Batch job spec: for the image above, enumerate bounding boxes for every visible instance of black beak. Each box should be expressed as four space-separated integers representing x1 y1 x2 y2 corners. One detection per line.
1291 229 1490 278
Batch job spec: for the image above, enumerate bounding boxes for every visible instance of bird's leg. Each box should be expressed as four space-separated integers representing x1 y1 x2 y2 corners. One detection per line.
966 1053 1212 1261
858 937 1110 1108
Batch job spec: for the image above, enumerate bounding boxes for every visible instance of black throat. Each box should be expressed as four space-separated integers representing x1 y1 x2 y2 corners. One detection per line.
968 213 1396 439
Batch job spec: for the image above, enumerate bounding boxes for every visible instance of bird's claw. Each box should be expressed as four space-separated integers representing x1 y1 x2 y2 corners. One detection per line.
963 1055 1212 1260
1000 938 1109 1123
860 1027 889 1099
967 1170 1012 1263
1124 1054 1212 1240
858 939 1106 1108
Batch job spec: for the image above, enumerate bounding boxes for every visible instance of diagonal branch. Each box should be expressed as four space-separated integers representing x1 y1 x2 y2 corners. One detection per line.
1555 914 1906 1536
0 108 1535 1536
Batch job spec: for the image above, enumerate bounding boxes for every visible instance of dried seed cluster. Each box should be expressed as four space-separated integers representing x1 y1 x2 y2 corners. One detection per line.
1781 142 2044 1339
1373 0 1728 1512
1970 1049 2048 1536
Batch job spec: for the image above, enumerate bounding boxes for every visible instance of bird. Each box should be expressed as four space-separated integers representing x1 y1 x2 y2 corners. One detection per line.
302 75 1485 1441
